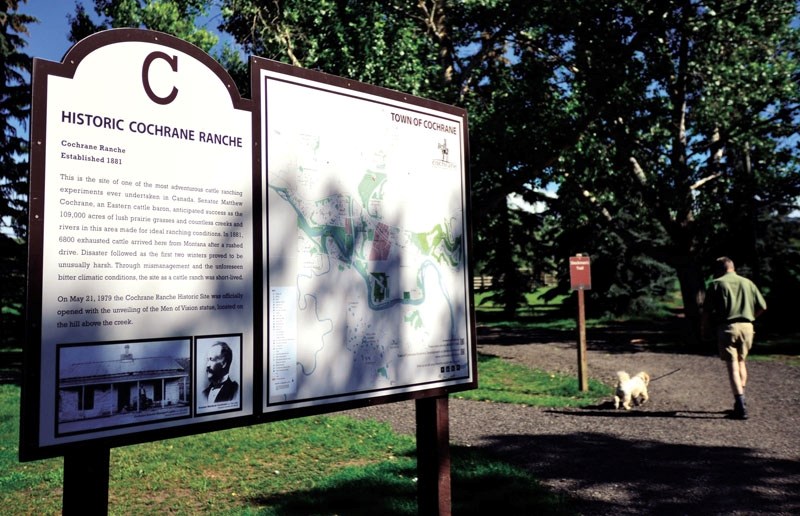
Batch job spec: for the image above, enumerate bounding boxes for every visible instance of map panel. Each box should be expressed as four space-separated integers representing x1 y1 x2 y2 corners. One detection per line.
262 71 473 408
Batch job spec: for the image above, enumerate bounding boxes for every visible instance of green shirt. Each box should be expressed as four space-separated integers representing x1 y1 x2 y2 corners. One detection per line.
706 272 767 324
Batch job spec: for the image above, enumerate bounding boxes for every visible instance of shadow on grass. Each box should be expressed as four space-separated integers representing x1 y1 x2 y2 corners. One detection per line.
248 447 573 515
750 333 800 364
476 319 692 356
477 313 800 360
0 350 22 386
546 403 731 420
476 307 800 359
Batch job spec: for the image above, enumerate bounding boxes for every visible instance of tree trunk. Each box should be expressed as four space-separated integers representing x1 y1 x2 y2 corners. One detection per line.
674 261 711 353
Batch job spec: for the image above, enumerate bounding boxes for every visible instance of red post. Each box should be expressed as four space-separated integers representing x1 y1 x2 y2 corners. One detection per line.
569 255 591 392
577 288 588 392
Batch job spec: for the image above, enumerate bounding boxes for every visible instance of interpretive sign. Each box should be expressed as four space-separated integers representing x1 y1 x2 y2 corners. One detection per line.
569 255 592 290
255 59 475 411
21 29 476 462
22 30 254 459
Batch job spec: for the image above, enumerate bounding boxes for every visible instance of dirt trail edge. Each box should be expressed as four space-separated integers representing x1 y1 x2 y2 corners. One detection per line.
347 335 800 515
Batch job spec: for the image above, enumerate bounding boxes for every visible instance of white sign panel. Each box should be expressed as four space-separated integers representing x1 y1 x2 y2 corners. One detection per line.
24 30 254 456
257 60 474 410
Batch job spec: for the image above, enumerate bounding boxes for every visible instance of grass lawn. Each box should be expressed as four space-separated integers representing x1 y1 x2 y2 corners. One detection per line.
4 287 795 513
1 349 592 515
456 354 610 407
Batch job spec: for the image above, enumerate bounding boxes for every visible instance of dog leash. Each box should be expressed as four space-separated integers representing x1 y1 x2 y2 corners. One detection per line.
649 368 681 382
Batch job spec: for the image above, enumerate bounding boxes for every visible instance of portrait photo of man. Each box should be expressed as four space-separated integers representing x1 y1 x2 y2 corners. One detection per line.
196 336 241 413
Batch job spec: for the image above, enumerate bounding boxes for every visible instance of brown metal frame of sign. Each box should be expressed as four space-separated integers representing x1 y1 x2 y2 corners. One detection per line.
21 28 257 461
21 29 478 463
253 58 476 514
252 56 476 416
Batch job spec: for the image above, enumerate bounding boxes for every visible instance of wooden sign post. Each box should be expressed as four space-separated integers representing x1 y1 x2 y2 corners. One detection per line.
416 396 451 515
569 255 592 392
63 447 109 516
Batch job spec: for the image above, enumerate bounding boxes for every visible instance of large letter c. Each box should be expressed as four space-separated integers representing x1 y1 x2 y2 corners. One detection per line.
142 51 179 105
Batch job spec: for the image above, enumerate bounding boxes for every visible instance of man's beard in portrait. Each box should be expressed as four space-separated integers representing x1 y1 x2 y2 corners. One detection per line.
207 364 225 387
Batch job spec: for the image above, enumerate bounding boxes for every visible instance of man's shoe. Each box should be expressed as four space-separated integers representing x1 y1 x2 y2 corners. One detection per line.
732 400 748 420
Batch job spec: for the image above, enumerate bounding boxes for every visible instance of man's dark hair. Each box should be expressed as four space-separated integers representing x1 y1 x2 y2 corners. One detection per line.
714 256 734 277
213 341 233 370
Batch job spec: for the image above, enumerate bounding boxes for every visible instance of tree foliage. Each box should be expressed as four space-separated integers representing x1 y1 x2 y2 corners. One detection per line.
548 1 800 330
45 1 800 336
69 0 219 51
68 1 250 98
219 0 450 99
0 0 34 348
215 0 800 332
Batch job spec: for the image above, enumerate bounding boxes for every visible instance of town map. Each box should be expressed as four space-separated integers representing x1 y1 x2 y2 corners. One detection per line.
263 75 472 406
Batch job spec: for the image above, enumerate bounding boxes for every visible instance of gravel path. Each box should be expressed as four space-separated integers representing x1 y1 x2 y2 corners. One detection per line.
347 326 800 515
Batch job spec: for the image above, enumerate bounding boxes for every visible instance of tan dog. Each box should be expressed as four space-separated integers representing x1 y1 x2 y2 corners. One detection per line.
613 371 650 410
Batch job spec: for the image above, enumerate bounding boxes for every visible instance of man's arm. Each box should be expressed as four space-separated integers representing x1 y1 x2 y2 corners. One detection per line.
753 283 767 319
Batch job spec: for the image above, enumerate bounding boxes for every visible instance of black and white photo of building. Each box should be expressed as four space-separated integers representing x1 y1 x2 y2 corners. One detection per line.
57 339 192 435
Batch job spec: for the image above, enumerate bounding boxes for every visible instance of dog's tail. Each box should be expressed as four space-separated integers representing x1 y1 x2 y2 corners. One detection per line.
615 371 630 384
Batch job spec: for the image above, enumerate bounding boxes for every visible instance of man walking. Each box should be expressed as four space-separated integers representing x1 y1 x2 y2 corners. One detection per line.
703 257 767 420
